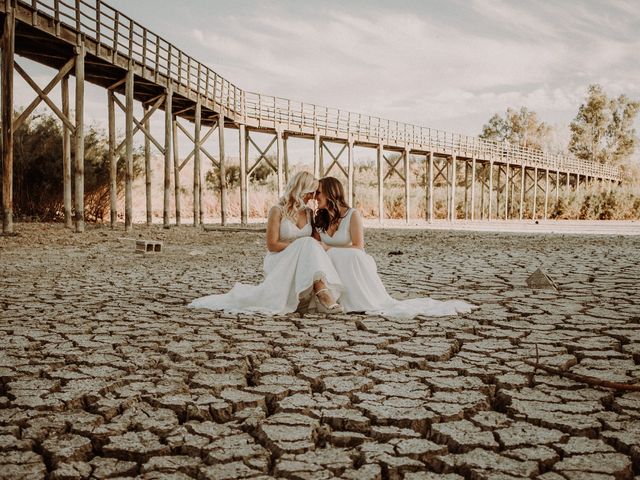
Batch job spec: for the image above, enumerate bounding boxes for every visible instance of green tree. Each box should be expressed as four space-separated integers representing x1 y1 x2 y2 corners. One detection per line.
480 106 552 150
569 84 639 165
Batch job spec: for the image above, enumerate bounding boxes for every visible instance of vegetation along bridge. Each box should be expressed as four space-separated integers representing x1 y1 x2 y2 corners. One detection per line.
0 0 621 233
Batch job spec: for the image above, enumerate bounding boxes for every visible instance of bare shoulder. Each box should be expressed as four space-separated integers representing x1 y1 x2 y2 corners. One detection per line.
350 208 363 222
268 205 283 220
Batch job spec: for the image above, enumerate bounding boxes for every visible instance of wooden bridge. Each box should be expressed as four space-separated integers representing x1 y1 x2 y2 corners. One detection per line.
0 0 621 233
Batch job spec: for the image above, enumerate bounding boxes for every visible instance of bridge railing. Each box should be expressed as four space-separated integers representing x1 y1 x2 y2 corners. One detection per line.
20 0 620 180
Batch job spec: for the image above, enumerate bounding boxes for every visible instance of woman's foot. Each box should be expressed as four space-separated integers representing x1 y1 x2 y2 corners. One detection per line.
315 287 343 314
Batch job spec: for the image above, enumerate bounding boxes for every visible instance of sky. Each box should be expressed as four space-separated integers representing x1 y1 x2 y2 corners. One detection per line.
14 0 640 163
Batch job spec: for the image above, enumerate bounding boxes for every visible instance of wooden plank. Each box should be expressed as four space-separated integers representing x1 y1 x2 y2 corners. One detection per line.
74 44 85 233
163 86 172 227
62 74 72 228
2 8 15 234
218 114 227 226
124 66 134 231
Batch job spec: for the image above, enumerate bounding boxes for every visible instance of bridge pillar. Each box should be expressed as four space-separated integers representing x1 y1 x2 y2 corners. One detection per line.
347 138 354 207
313 133 320 178
427 152 434 223
74 43 85 233
124 66 134 232
404 148 410 223
555 170 560 207
532 167 538 220
496 163 502 219
172 115 181 225
470 157 476 221
519 166 526 220
218 113 227 226
504 163 510 220
488 161 494 220
62 74 72 229
163 84 173 228
144 103 152 226
283 134 289 184
193 99 201 227
1 5 14 234
276 126 284 197
239 125 247 225
377 143 384 223
107 88 117 227
450 154 457 222
544 168 549 220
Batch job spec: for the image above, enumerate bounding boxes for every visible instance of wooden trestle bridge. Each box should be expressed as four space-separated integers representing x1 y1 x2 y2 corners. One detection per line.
0 0 621 233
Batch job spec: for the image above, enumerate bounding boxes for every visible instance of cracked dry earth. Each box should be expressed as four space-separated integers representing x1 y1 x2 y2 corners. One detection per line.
1 223 640 480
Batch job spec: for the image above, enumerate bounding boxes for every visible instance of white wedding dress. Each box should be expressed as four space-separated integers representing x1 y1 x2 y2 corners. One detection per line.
319 208 475 318
189 208 343 315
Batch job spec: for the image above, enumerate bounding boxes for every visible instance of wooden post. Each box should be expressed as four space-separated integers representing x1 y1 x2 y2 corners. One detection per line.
463 160 469 219
163 85 172 228
124 66 134 232
488 161 493 221
244 129 250 221
283 134 289 184
313 133 320 178
445 158 450 220
319 138 324 177
470 157 476 221
144 103 152 225
427 152 434 223
218 113 227 226
555 171 560 206
276 127 284 197
544 168 549 219
62 74 72 228
480 163 485 220
450 154 456 222
404 148 410 223
74 44 85 233
532 167 538 219
519 166 525 220
239 124 247 224
1 6 15 234
107 89 117 227
377 143 383 223
173 116 181 225
504 163 510 220
193 99 201 227
496 164 502 219
347 138 354 206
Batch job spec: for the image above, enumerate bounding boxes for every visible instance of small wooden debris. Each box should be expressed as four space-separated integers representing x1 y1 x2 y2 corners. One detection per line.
526 268 557 290
135 240 163 254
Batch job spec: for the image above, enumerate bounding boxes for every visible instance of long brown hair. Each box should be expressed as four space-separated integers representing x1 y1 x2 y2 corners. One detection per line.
314 177 350 232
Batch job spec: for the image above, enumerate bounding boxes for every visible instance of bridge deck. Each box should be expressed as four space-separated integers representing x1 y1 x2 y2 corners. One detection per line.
1 0 620 180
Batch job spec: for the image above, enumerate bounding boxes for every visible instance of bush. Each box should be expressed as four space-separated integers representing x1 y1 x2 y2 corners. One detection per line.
3 112 141 222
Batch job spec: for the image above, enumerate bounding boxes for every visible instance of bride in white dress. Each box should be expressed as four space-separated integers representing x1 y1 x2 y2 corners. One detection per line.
189 172 343 315
314 176 476 318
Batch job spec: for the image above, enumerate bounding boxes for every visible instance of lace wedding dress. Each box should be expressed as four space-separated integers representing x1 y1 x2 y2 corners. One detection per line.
319 208 475 318
189 209 343 315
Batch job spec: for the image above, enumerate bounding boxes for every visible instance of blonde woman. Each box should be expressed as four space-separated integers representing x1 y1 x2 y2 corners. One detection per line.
190 171 343 315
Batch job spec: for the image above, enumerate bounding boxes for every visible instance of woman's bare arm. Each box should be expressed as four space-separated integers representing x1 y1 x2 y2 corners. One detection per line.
266 206 290 252
348 209 365 250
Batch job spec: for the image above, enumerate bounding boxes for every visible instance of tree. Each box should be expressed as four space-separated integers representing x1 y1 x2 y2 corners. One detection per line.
569 84 639 165
480 106 553 150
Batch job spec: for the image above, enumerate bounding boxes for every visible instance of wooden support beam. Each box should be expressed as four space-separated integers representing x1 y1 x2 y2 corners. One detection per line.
532 167 538 220
74 44 85 233
124 66 134 231
173 117 181 225
193 99 201 227
427 152 434 223
404 148 410 223
470 157 476 221
496 164 502 219
239 124 247 224
347 138 354 206
450 155 457 222
276 126 284 197
504 163 510 220
218 114 227 226
488 162 494 221
62 74 72 229
480 163 485 220
377 143 384 223
313 133 320 178
144 103 152 225
283 135 289 184
108 88 117 227
1 7 15 233
464 160 469 220
163 85 172 228
544 168 549 220
555 170 560 206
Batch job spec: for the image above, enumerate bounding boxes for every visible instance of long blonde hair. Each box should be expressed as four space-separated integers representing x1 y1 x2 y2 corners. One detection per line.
278 171 317 218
